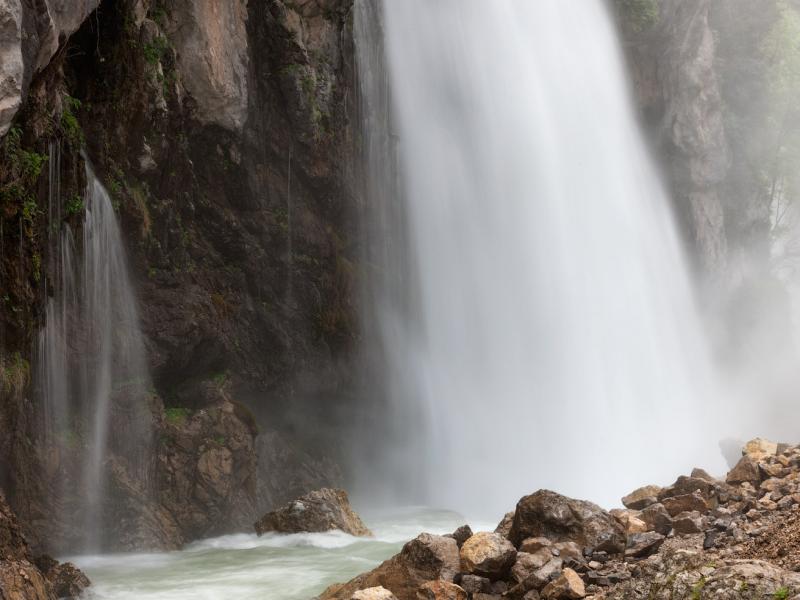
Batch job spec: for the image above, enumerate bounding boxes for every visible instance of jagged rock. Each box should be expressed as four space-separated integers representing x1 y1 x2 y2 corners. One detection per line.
540 568 586 599
158 396 258 546
0 560 53 600
0 0 100 136
416 581 466 600
508 490 625 554
456 574 490 594
495 512 515 537
726 456 762 486
743 438 778 461
671 511 705 534
511 550 554 583
0 495 89 599
352 587 398 600
609 509 647 535
661 491 709 517
621 485 661 510
640 503 673 535
509 558 564 595
254 488 371 537
318 534 459 600
35 558 90 599
165 0 248 130
658 476 717 503
690 468 717 482
460 532 517 580
552 542 583 563
447 525 473 547
624 532 665 559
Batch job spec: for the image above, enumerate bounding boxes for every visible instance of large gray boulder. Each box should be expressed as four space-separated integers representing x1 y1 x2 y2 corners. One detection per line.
507 490 626 554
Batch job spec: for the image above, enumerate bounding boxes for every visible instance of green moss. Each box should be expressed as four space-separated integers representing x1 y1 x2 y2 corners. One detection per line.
1 352 30 395
61 95 84 145
143 35 170 66
65 194 84 216
165 407 192 425
774 588 790 600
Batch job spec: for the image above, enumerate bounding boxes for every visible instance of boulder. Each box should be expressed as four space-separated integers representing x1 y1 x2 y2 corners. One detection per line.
456 574 490 594
610 509 647 535
448 525 473 547
507 490 625 554
658 476 717 502
318 534 459 600
726 457 762 487
661 492 709 517
416 581 466 600
640 503 672 535
511 549 554 583
624 532 665 559
495 511 515 537
510 558 564 594
621 485 661 510
743 438 778 461
690 468 717 482
460 532 517 579
541 568 586 599
254 488 371 537
672 511 705 534
353 588 398 600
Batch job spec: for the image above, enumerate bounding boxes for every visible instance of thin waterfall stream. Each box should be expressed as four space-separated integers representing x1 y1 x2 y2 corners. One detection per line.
38 157 153 552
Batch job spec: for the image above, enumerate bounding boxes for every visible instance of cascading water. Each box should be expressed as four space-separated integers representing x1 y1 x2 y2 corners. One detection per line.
38 156 153 551
356 0 727 515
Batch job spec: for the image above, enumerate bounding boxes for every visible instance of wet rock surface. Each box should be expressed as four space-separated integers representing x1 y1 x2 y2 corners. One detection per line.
0 494 89 599
254 488 371 537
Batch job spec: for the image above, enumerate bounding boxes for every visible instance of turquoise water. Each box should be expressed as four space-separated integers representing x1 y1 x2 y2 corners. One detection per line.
70 508 489 600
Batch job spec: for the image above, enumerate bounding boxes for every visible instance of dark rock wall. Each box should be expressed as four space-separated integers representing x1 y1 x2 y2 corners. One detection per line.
0 0 359 551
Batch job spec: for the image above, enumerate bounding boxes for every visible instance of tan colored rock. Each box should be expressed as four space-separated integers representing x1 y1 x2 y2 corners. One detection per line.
621 485 662 510
640 503 673 535
541 568 586 599
166 0 249 131
352 587 398 600
511 549 553 583
508 490 625 553
460 532 517 579
743 438 778 461
254 488 371 537
727 456 762 486
672 511 705 534
661 492 709 517
416 581 466 600
318 534 459 600
610 509 647 535
520 537 552 553
0 560 53 600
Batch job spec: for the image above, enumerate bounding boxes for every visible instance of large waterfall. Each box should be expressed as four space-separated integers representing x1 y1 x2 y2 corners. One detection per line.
38 152 153 550
356 0 726 514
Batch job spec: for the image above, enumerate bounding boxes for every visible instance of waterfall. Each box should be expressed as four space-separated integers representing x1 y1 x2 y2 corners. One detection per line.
38 156 153 550
356 0 726 515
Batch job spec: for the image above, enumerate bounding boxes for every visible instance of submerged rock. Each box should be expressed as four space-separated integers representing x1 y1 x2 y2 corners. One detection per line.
254 488 371 537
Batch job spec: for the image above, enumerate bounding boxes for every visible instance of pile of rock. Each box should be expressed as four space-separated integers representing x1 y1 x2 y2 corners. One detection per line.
316 438 800 600
0 493 90 599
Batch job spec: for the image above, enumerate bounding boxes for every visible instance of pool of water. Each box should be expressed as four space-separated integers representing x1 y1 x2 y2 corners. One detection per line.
69 507 492 600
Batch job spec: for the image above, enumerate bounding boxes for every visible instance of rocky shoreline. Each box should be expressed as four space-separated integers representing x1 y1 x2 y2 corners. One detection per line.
317 438 800 599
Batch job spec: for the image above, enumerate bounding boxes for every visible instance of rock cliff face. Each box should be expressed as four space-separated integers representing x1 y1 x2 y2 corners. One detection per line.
0 0 358 552
620 0 784 281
